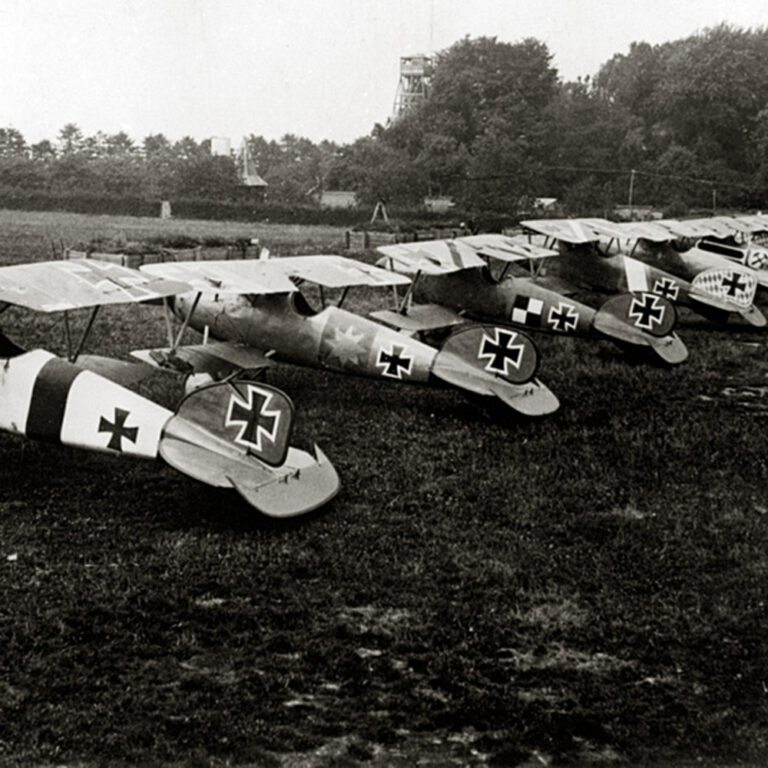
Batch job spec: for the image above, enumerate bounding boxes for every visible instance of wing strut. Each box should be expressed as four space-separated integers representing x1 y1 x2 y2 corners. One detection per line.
71 305 100 363
172 291 202 353
61 305 101 363
337 286 350 308
162 297 175 348
396 269 422 314
63 311 73 360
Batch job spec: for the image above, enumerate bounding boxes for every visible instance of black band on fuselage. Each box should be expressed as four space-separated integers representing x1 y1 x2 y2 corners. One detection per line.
25 357 81 443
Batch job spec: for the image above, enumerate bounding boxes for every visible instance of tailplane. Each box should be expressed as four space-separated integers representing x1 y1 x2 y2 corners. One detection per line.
592 292 687 364
160 378 340 517
430 324 559 416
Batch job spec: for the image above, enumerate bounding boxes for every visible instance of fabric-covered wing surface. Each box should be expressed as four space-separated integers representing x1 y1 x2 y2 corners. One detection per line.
376 240 486 275
272 255 411 288
458 234 559 261
141 260 297 295
0 259 190 312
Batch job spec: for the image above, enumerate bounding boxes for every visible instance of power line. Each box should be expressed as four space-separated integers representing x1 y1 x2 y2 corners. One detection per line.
443 165 754 190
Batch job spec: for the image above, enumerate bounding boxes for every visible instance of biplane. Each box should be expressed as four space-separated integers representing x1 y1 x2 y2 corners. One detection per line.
131 254 560 417
375 234 688 364
680 215 768 278
558 218 768 327
520 218 766 328
0 258 340 517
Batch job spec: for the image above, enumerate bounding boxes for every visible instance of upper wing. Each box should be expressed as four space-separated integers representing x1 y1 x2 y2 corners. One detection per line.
656 219 720 239
0 258 190 312
376 240 486 275
689 217 743 238
268 255 411 288
142 255 410 293
141 259 297 294
520 218 599 244
457 234 559 262
615 221 674 242
728 215 768 234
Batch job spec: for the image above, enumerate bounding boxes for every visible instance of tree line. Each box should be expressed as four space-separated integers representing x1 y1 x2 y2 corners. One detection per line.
2 23 767 219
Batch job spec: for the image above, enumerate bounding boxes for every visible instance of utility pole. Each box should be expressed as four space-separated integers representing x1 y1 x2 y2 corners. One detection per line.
628 169 636 219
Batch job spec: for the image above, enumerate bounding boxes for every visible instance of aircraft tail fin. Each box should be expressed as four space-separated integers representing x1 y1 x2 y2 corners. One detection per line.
692 267 757 308
431 324 559 416
592 292 687 364
688 269 766 326
160 378 340 517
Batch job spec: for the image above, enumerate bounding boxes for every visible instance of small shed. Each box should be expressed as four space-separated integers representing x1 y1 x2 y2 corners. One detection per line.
424 196 455 213
320 190 357 209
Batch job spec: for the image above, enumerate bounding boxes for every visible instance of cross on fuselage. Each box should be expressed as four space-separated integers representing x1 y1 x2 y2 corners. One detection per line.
378 345 412 378
98 408 138 452
549 304 577 332
480 329 523 373
722 272 748 296
654 278 678 299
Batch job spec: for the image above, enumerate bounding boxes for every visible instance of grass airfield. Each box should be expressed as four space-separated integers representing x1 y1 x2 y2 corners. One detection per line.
0 210 767 766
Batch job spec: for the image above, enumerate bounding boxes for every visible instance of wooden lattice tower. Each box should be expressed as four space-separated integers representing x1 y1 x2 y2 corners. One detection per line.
392 54 433 120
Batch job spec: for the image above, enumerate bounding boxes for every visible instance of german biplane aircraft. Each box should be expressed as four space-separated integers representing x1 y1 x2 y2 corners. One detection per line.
374 235 688 364
520 218 766 328
0 258 340 517
680 215 768 279
130 254 560 417
557 218 768 327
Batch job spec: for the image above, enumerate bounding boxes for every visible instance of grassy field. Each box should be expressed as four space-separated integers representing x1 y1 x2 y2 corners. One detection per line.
0 209 767 766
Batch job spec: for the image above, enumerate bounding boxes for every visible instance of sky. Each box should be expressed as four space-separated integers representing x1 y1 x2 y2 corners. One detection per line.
0 0 765 148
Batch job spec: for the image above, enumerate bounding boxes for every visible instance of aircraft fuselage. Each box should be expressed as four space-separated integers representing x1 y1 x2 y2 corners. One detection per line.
174 292 439 385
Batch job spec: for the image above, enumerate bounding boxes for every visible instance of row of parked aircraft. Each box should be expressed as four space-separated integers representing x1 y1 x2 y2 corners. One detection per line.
0 213 765 517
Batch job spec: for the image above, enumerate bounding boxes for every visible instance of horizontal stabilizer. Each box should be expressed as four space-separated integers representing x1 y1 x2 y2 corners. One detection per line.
432 353 558 415
369 303 465 332
593 293 687 364
430 324 559 415
159 379 340 517
737 304 768 327
230 445 340 517
132 342 272 378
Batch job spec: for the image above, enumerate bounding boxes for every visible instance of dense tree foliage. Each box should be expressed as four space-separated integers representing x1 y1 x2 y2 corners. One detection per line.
3 25 768 218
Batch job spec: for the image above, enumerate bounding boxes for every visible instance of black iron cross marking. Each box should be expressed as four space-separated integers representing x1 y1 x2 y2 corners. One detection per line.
722 272 748 297
548 302 578 332
377 345 413 379
479 329 523 374
98 408 138 452
653 277 679 300
227 386 279 451
629 294 664 330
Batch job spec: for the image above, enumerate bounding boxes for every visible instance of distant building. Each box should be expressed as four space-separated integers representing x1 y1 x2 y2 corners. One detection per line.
613 205 661 221
424 196 455 213
320 190 357 209
210 137 231 156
